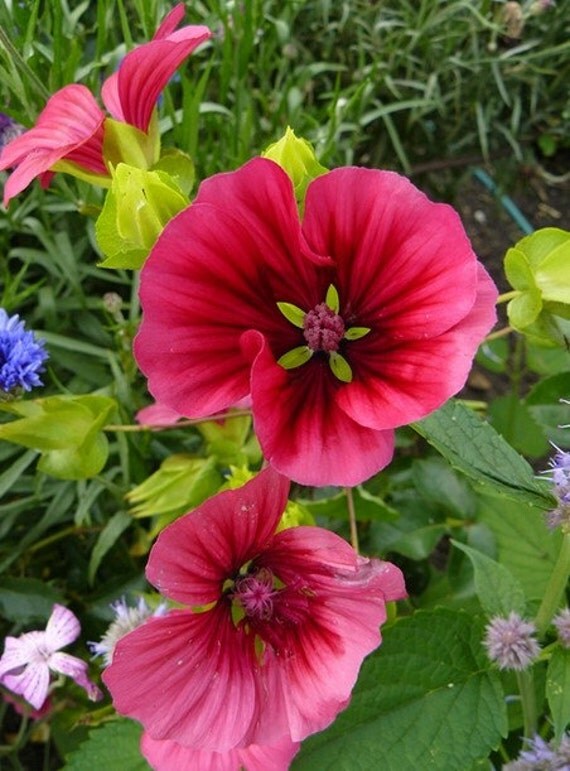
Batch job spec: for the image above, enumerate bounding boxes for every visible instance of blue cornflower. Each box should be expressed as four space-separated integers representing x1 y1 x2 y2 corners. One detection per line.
0 112 24 151
0 308 48 396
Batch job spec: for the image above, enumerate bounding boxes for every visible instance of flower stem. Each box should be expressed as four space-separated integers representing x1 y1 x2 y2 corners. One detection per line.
516 668 537 738
104 409 252 432
534 532 570 636
484 326 513 342
345 487 359 554
496 290 519 304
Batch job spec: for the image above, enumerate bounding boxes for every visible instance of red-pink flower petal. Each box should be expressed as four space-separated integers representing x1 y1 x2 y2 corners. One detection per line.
0 85 106 205
103 607 260 751
337 263 498 430
135 160 324 417
243 330 395 486
141 733 300 771
146 466 289 606
302 167 479 340
250 527 406 741
153 3 186 39
101 25 211 131
135 401 184 426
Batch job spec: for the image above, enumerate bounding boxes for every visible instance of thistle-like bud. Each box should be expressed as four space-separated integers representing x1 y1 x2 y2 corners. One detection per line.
483 611 540 670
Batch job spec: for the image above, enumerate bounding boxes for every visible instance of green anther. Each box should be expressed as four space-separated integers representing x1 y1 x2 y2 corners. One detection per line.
344 326 371 341
329 351 353 383
277 301 306 328
325 284 340 313
277 346 313 370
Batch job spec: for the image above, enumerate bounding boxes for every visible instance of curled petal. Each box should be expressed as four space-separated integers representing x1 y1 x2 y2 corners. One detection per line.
102 27 211 131
0 85 105 205
49 652 102 701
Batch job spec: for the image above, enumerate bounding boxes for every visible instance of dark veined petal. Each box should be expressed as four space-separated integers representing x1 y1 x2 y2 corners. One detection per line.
337 263 498 430
242 330 395 486
146 467 289 606
134 160 323 418
104 607 260 751
302 167 480 340
101 27 211 131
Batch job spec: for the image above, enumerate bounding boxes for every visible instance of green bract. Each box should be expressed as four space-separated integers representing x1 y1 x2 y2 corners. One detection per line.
0 394 116 479
504 227 570 346
96 163 189 269
262 126 327 207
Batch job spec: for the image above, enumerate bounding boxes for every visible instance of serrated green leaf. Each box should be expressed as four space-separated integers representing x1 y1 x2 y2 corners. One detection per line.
478 494 561 602
412 457 477 519
64 720 149 771
412 400 555 509
451 540 527 616
547 647 570 742
294 609 507 771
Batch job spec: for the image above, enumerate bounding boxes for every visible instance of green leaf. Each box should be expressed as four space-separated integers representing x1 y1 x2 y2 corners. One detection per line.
0 395 116 480
507 289 543 329
488 394 549 458
299 486 399 523
451 540 527 616
547 647 570 741
88 511 132 585
412 457 477 519
276 301 306 328
0 577 64 623
412 400 555 509
504 247 536 291
526 373 570 446
478 494 561 602
64 719 149 771
294 609 507 771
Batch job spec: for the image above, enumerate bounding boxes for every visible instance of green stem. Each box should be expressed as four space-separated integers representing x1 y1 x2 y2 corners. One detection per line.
104 408 252 433
534 532 570 636
345 487 359 554
516 669 537 738
484 326 513 343
496 290 519 304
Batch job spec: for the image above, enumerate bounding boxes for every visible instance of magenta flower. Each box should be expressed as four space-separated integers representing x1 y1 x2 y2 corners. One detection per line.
141 733 300 771
134 158 498 486
103 467 405 751
0 604 102 709
0 4 210 205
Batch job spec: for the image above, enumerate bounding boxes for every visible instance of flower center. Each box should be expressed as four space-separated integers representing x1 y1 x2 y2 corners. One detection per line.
275 284 371 383
303 303 345 352
232 568 277 621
